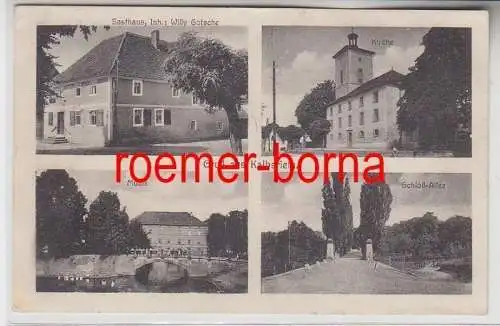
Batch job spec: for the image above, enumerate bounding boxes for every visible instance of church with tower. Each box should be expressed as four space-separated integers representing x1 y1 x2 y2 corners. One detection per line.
325 31 406 150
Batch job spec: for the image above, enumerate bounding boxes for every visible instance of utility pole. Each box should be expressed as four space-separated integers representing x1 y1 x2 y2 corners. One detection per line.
288 221 291 271
272 60 277 143
112 58 120 144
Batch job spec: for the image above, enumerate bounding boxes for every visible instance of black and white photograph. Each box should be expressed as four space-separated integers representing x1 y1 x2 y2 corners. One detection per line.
261 173 472 294
261 27 472 157
36 169 248 293
36 26 248 155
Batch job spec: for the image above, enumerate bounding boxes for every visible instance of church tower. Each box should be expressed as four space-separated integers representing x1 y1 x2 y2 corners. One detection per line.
333 30 375 98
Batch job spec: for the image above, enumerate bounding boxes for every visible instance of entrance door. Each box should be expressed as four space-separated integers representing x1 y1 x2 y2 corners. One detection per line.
56 112 65 135
347 131 353 147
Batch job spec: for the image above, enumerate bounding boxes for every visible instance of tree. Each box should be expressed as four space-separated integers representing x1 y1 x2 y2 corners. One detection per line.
206 210 248 257
128 217 151 250
85 191 129 255
321 174 353 256
308 119 331 148
397 28 471 156
277 125 305 150
378 213 471 259
438 215 472 256
359 179 393 259
262 122 280 140
261 220 324 277
295 80 335 146
37 26 109 119
207 213 227 256
36 170 87 258
163 32 248 154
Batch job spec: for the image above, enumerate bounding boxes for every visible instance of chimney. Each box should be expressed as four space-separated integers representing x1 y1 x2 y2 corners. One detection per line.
151 30 160 49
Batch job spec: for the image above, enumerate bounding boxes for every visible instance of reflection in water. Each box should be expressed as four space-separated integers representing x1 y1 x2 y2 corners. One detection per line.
36 261 235 293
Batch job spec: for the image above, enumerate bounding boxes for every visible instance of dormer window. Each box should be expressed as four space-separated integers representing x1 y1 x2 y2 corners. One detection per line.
75 87 81 97
89 85 97 96
132 80 143 96
172 87 180 98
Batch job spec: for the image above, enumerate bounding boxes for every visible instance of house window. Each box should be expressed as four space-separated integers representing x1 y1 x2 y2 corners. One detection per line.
154 109 164 126
348 101 352 111
69 111 81 126
359 96 364 107
89 110 103 126
187 240 191 245
48 112 54 126
164 109 172 125
359 130 365 139
89 110 96 125
358 57 362 62
89 85 97 95
340 70 344 84
132 80 143 96
373 109 380 122
75 87 81 97
338 104 342 114
338 117 342 129
348 115 352 127
360 112 364 125
172 87 180 97
189 120 197 131
329 107 333 116
338 132 342 140
374 129 380 138
216 120 224 131
373 90 379 103
133 108 144 127
329 120 334 129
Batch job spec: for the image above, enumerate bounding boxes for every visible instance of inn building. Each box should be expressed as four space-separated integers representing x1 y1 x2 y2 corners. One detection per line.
135 211 209 257
325 31 410 150
43 30 247 147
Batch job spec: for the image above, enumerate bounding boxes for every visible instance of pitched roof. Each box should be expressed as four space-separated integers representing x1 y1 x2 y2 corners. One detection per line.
333 45 375 59
135 211 205 227
53 32 175 84
328 70 404 107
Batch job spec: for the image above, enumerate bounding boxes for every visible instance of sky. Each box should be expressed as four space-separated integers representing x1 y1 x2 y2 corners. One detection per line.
261 26 429 126
48 26 248 73
261 173 472 233
41 169 248 222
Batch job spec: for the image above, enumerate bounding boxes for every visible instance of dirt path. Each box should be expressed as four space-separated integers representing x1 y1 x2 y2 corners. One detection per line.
262 253 471 294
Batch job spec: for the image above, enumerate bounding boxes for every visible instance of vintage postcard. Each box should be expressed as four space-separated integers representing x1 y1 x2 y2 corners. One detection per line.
13 6 488 315
262 173 472 295
35 170 248 294
262 26 474 158
35 26 248 155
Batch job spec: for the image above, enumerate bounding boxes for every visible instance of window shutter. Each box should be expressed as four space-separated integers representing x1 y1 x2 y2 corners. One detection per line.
164 109 171 125
97 110 104 126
